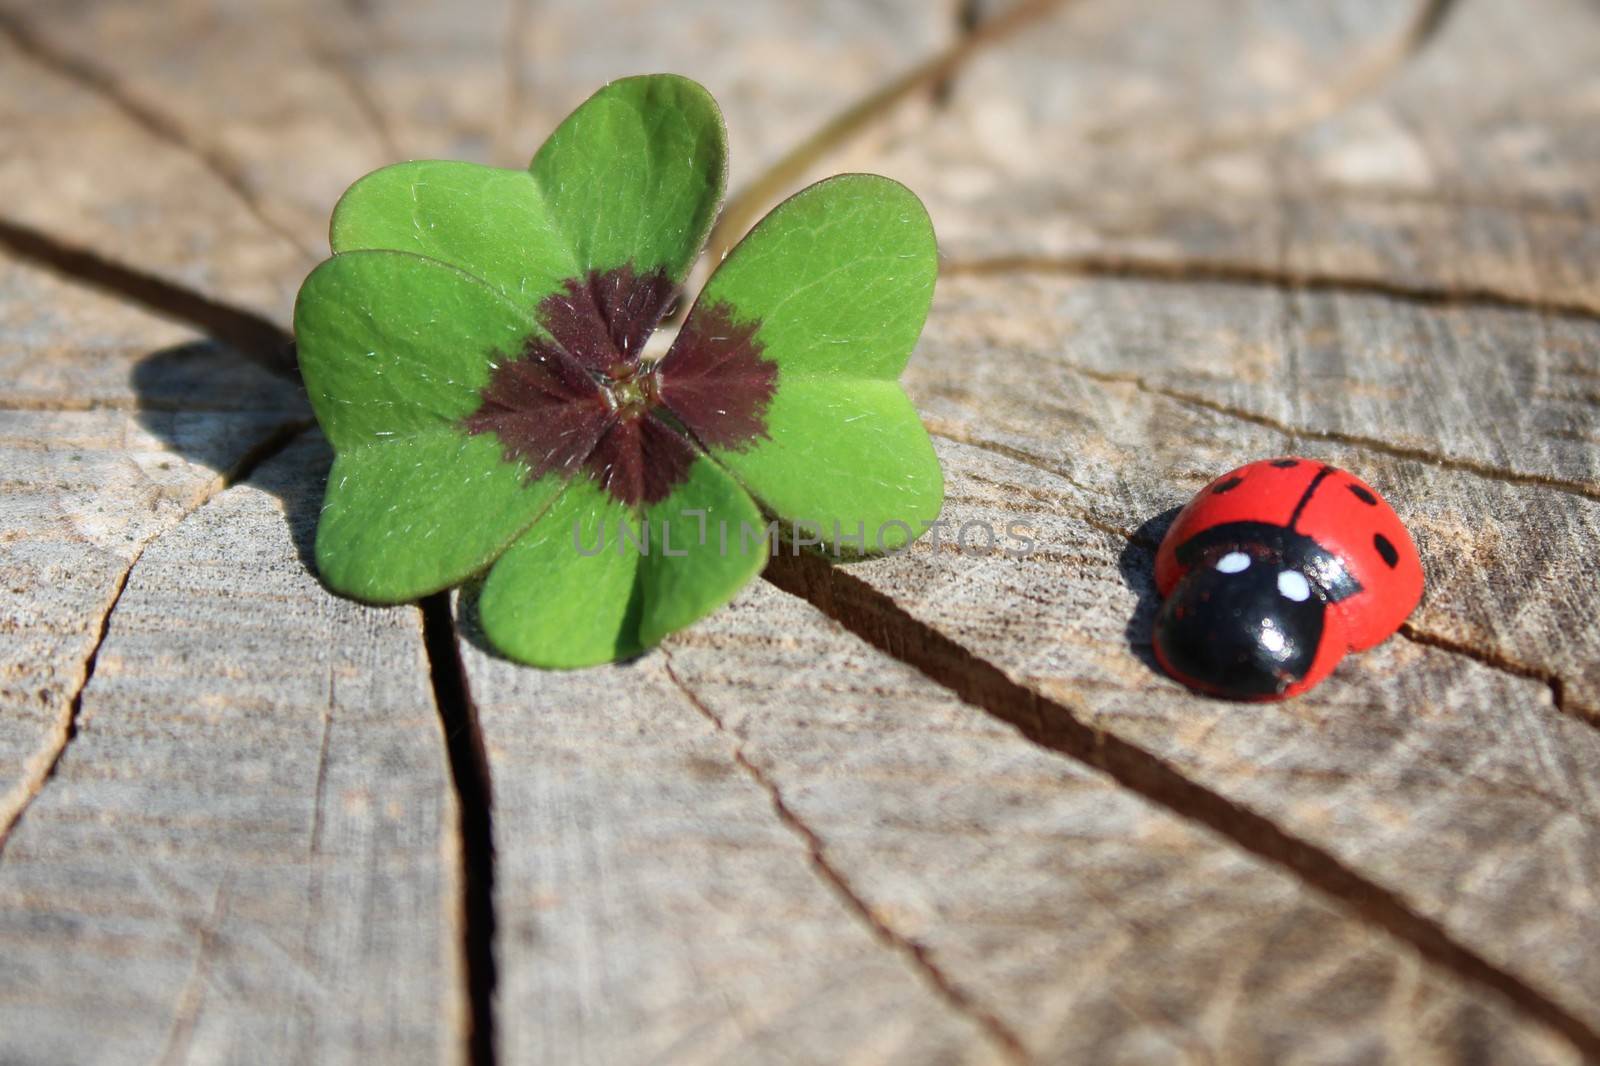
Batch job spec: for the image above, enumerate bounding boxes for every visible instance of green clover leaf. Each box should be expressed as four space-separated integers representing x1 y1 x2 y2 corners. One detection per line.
294 74 943 667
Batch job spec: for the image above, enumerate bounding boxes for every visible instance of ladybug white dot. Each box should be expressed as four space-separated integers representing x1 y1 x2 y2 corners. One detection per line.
1277 570 1311 602
1216 551 1251 573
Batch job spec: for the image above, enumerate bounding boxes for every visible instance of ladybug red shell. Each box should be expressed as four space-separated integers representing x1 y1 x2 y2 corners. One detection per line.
1153 457 1423 700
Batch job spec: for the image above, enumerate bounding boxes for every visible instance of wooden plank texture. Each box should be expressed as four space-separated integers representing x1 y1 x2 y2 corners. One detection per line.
460 579 1577 1063
878 0 1600 312
0 254 308 847
769 433 1600 1045
0 434 464 1065
909 274 1600 711
2 0 1597 1061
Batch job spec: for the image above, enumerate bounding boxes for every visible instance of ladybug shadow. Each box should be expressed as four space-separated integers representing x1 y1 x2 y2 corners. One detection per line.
1116 505 1182 679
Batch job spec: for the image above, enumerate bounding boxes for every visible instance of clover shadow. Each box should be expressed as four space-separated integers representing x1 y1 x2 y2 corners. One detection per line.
130 340 321 571
1117 505 1182 679
133 341 682 672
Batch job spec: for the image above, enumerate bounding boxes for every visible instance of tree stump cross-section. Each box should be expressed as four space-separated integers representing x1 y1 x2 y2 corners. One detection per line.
1 0 1597 1062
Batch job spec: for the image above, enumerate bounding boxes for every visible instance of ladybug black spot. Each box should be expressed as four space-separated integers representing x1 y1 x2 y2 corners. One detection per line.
1348 484 1379 506
1270 459 1299 468
1212 476 1245 494
1374 532 1399 568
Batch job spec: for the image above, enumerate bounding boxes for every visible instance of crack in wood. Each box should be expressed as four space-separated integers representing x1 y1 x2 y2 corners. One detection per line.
0 417 312 860
1399 623 1590 725
942 252 1600 323
1145 381 1600 505
924 421 1597 724
0 7 316 262
155 871 234 1066
420 593 499 1066
294 659 338 1066
657 650 1032 1064
761 550 1600 1061
1270 179 1598 227
922 422 1149 544
983 350 1600 504
706 0 1075 262
0 215 298 380
306 677 336 866
2 0 1587 1053
925 419 1099 497
0 539 133 860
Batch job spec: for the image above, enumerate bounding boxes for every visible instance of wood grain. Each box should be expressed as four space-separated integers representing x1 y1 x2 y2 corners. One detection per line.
458 581 1577 1064
0 256 307 850
0 434 464 1065
1 0 1596 1060
768 432 1600 1051
0 0 949 320
875 0 1600 314
909 272 1600 712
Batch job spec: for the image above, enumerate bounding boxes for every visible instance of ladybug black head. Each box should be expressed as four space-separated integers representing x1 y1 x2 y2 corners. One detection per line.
1154 522 1362 700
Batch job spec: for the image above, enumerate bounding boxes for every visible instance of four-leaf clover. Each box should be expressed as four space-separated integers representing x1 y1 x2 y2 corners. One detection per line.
294 75 943 667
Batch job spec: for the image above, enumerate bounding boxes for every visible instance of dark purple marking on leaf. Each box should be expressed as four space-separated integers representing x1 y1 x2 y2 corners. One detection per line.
463 339 611 481
656 301 777 450
462 266 774 509
588 411 701 507
538 264 676 375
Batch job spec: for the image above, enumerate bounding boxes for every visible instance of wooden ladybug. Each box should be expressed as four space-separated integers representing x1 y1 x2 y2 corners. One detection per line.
1153 458 1423 700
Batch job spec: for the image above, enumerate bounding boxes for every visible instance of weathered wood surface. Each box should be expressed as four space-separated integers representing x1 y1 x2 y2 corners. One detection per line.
2 0 1598 1062
463 582 1576 1064
0 434 463 1064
